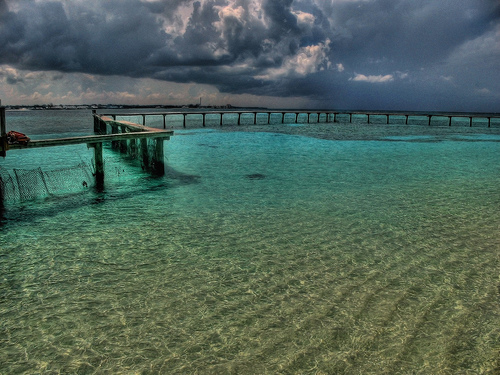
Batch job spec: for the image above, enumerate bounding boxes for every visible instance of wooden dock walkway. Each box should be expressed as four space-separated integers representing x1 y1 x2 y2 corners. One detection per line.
0 107 173 196
101 110 500 128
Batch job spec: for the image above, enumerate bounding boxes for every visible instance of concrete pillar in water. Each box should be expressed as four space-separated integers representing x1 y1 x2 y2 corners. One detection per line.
163 114 166 129
282 113 285 124
238 113 242 125
183 114 187 128
202 113 206 127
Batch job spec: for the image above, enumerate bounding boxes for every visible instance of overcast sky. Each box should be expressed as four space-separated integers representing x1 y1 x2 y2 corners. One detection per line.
1 0 499 111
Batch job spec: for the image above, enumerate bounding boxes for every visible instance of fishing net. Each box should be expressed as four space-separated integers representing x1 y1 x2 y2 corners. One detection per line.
0 162 94 202
44 163 93 195
0 165 18 202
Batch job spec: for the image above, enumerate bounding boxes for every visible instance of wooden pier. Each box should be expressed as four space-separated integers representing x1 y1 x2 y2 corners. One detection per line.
101 110 499 128
0 107 173 194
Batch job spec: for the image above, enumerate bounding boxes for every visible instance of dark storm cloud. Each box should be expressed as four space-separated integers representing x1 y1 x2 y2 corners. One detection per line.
326 0 499 71
1 0 499 110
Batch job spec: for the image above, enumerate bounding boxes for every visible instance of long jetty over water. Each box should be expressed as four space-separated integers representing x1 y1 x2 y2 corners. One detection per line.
100 110 500 128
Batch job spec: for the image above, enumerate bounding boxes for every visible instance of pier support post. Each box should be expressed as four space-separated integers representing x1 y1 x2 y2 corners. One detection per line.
140 138 148 169
267 113 270 124
111 123 119 149
163 114 166 129
1 105 6 158
449 116 452 126
92 110 98 133
128 137 137 157
202 113 206 127
220 113 223 126
282 113 285 124
183 114 187 128
238 113 242 125
119 126 128 152
405 115 409 125
89 142 104 191
0 103 5 209
367 114 370 124
488 117 491 127
255 113 258 125
152 138 165 175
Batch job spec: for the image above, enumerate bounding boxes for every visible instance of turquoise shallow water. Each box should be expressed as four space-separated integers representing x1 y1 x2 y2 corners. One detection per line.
1 111 500 374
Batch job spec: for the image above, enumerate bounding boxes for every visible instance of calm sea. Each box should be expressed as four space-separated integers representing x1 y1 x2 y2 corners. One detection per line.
1 109 500 374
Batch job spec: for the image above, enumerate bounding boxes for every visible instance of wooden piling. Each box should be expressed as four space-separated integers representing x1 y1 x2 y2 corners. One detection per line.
163 114 166 129
89 142 104 191
152 138 165 175
0 105 6 158
140 138 149 169
119 126 128 152
0 104 5 208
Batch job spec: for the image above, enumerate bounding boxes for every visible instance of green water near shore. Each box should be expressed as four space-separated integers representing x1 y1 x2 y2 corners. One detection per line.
1 117 500 373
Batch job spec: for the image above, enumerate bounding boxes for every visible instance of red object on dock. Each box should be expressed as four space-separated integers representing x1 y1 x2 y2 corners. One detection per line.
6 131 30 145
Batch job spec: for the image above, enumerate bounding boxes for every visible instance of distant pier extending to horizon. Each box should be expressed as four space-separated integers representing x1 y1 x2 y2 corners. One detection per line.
100 110 500 129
